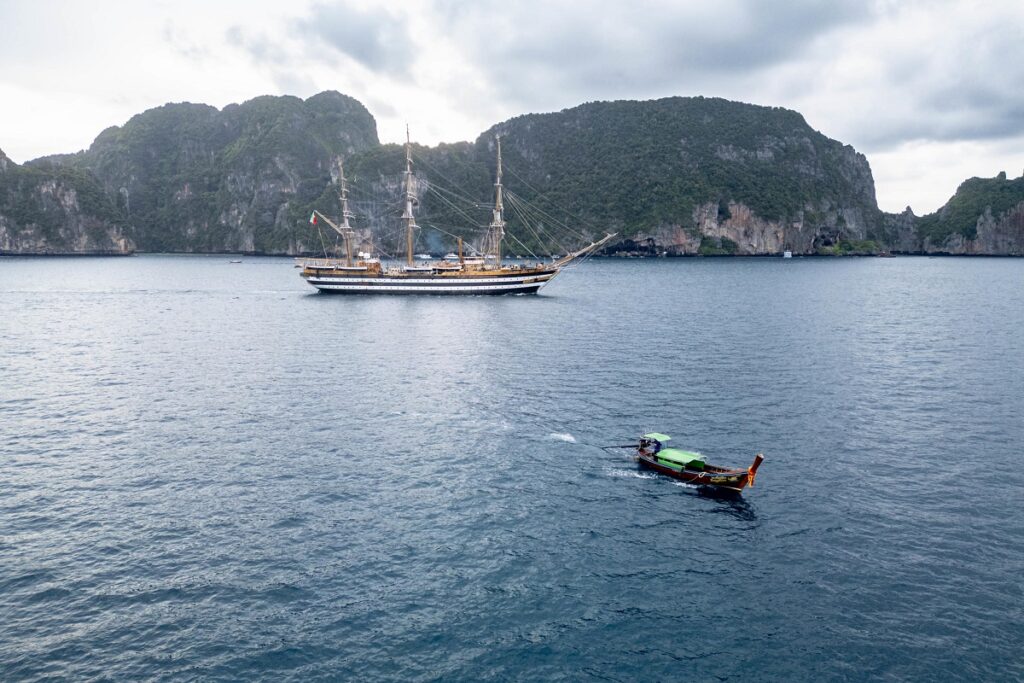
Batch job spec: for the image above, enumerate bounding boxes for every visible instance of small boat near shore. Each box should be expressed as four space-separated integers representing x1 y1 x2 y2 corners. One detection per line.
609 433 764 494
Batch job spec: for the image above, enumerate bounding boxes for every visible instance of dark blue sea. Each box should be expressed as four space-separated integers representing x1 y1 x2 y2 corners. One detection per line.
1 255 1022 681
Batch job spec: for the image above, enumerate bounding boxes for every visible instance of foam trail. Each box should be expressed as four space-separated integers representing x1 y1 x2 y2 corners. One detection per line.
605 468 657 479
549 432 576 443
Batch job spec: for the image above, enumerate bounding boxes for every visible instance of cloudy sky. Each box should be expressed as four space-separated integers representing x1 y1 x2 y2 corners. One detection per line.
1 0 1022 213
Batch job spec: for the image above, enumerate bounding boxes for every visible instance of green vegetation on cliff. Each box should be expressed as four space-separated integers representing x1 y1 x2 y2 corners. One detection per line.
916 172 1024 244
0 150 129 253
6 91 1022 256
698 236 740 255
1 164 113 232
815 239 880 255
335 97 880 255
43 91 378 253
7 94 882 255
482 97 878 231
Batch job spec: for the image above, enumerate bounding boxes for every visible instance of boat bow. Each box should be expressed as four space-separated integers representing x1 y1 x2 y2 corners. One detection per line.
747 453 765 487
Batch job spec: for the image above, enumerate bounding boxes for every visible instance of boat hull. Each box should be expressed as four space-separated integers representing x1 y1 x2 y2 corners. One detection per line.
302 269 557 295
636 453 752 493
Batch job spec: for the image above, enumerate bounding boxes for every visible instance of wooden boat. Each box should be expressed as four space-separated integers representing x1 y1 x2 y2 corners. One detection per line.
633 433 763 494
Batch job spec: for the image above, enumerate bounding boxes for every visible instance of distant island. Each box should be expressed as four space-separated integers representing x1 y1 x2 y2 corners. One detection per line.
1 91 1022 256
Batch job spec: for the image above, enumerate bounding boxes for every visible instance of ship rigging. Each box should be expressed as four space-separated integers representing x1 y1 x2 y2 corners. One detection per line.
299 131 615 295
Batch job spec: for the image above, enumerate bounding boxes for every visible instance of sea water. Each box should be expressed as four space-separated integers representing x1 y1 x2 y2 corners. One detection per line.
1 255 1022 680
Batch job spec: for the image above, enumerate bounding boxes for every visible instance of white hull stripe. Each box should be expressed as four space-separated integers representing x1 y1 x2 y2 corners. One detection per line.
306 274 554 286
309 280 549 293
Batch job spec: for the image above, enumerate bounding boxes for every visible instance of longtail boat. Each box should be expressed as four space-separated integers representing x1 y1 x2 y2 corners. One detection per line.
632 433 763 494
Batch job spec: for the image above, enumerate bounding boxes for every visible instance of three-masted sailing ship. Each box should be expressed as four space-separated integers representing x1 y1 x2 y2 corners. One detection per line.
299 132 615 295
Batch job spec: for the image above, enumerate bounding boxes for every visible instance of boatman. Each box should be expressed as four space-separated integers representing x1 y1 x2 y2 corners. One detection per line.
638 437 662 457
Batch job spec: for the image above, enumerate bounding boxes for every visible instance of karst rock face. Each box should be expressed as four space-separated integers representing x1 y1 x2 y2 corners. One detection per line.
6 92 378 255
875 172 1024 256
3 93 1023 256
466 97 883 256
0 147 133 255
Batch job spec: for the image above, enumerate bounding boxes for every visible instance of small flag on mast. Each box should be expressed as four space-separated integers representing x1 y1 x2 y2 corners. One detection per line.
309 212 318 225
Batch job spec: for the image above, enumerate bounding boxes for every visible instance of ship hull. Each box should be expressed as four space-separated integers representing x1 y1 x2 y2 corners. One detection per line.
637 455 751 493
302 270 557 295
635 451 764 495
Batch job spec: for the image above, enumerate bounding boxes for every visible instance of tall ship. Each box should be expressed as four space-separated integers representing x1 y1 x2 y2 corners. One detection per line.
299 132 615 295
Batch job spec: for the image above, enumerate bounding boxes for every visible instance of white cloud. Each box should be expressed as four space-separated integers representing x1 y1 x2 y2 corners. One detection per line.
0 0 300 158
1 0 1022 213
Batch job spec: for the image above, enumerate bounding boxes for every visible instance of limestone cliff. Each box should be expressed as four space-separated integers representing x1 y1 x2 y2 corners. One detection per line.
37 91 378 254
613 199 880 256
5 92 1024 256
342 97 885 257
876 172 1024 255
474 97 883 256
0 149 133 255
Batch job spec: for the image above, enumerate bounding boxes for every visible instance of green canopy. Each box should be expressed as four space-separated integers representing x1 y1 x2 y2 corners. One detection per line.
643 432 672 442
656 448 706 470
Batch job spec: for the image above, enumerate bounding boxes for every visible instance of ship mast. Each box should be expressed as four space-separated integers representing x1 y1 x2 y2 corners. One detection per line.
488 135 506 267
337 158 355 267
308 158 357 266
402 125 417 266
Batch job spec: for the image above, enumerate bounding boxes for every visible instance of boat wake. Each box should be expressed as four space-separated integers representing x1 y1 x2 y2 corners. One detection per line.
604 468 657 479
549 432 577 443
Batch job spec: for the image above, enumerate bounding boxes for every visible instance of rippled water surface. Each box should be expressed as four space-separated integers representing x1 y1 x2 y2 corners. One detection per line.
2 255 1023 680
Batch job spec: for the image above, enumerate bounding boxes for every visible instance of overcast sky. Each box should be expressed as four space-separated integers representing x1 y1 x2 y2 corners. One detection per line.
1 0 1022 213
